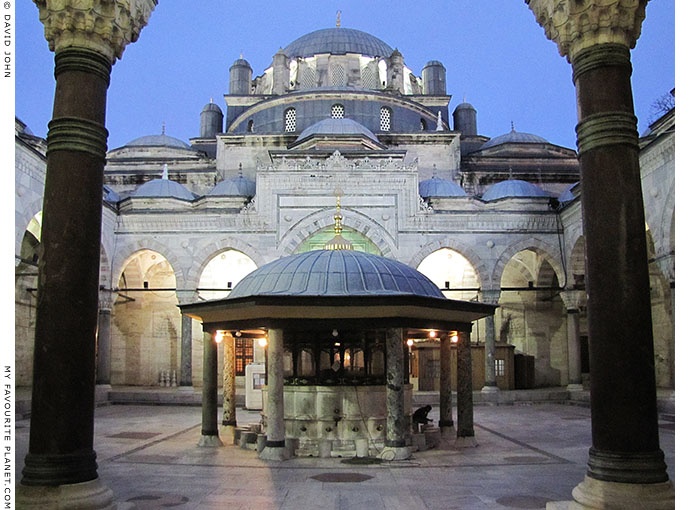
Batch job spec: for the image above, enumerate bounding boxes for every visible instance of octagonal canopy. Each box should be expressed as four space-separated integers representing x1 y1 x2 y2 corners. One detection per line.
230 249 445 298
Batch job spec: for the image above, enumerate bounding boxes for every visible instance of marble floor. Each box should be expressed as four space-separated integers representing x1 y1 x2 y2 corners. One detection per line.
15 403 675 509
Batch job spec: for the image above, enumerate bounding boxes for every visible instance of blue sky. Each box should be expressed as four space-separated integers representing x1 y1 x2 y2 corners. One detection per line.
16 1 674 151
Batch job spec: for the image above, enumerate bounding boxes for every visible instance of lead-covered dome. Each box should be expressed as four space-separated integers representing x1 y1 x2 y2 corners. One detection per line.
419 176 467 198
481 128 548 150
209 176 256 197
482 179 550 201
125 133 191 150
296 118 379 142
284 28 394 59
132 178 195 200
230 249 445 298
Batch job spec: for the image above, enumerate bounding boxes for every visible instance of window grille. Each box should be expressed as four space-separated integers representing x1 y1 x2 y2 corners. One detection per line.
234 337 254 376
284 108 296 132
331 104 344 119
380 107 391 131
495 358 505 377
332 65 345 87
301 66 315 89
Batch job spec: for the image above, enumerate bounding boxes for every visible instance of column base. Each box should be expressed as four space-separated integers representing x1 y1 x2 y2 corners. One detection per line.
259 446 290 461
440 425 456 439
220 425 236 445
546 475 674 509
481 385 499 393
197 434 223 447
16 477 130 510
455 436 478 448
567 384 584 391
379 446 412 461
177 385 195 393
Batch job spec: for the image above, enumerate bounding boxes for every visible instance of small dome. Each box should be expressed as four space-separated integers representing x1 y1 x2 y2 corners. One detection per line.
419 176 467 198
231 58 251 68
423 60 445 69
125 133 191 150
209 176 256 197
481 128 548 150
132 178 195 201
482 179 550 201
202 102 223 114
453 102 476 112
284 28 394 59
558 182 579 203
230 249 445 299
296 118 379 142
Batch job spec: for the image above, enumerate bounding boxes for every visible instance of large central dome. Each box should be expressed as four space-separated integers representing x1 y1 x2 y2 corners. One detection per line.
284 28 394 59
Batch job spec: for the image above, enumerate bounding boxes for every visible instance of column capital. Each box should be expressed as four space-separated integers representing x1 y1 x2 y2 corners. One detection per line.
559 289 586 312
525 0 648 61
98 288 115 310
479 289 501 305
33 0 157 63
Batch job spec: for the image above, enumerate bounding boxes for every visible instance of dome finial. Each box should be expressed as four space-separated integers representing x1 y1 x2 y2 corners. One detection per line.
162 122 166 135
238 162 243 178
432 164 438 178
336 10 342 28
209 97 213 104
239 52 243 59
436 110 444 131
511 120 515 131
325 188 352 250
162 163 169 180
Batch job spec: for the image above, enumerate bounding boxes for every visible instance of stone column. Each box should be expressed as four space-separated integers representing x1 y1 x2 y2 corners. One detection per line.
177 290 197 389
96 289 114 386
438 333 454 437
18 2 156 508
480 289 501 392
260 329 288 460
198 331 222 446
527 1 673 507
560 290 585 390
380 328 411 461
456 330 476 448
222 334 237 441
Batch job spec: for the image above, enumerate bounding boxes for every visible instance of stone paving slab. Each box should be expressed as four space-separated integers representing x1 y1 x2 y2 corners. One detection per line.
15 403 675 510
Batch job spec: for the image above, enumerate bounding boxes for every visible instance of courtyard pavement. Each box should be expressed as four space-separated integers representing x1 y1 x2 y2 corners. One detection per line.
15 402 675 510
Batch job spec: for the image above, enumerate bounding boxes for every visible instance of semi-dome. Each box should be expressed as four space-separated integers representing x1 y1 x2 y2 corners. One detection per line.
209 176 256 197
419 176 467 198
296 118 379 142
482 179 550 201
132 178 195 201
284 28 394 59
481 128 548 150
230 249 445 299
126 133 191 150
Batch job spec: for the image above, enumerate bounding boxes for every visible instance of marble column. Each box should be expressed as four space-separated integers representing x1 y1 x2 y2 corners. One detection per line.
381 328 411 461
177 290 196 388
198 331 222 447
438 334 454 437
480 289 500 392
560 290 585 390
527 1 673 507
260 329 288 460
18 2 156 508
456 330 476 447
222 334 237 441
96 289 114 386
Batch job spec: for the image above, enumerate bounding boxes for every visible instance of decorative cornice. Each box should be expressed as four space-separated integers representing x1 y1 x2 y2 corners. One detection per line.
526 0 648 61
33 0 157 63
257 150 417 172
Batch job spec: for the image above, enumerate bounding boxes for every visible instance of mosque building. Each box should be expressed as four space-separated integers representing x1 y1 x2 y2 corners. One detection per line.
15 24 674 402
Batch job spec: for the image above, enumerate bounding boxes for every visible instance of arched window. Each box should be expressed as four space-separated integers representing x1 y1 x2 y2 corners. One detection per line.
247 119 254 133
380 106 392 132
284 107 296 132
331 104 344 119
420 118 427 131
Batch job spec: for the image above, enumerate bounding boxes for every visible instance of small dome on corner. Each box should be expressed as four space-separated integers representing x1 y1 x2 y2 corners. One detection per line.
482 179 550 201
419 176 467 198
209 176 256 197
481 128 548 150
132 179 195 201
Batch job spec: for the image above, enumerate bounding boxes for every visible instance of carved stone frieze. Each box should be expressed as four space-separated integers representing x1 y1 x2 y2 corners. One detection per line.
258 150 417 172
526 0 648 60
33 0 157 62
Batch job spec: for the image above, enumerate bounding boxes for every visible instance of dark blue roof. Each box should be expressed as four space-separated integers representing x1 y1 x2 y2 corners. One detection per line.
125 134 191 149
482 179 550 201
230 250 445 298
296 118 379 142
132 179 195 200
481 128 548 150
419 176 467 198
284 28 394 59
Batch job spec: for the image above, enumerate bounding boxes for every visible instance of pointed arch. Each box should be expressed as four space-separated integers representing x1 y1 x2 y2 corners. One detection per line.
407 239 491 291
111 239 184 290
187 237 264 292
491 237 566 289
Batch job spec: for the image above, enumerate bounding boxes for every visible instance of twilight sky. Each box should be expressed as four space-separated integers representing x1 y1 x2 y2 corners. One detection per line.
16 1 674 151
